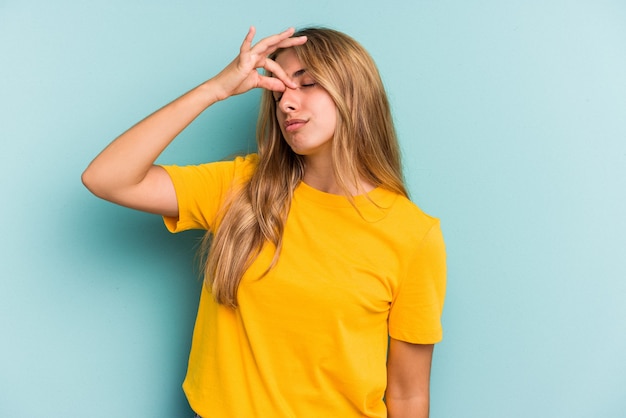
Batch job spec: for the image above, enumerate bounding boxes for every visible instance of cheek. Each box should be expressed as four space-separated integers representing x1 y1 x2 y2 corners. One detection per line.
275 107 283 121
320 95 337 120
275 114 287 136
271 107 286 137
275 110 286 129
322 101 338 130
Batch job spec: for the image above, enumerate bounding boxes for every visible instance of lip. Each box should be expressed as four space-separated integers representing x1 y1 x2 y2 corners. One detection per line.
284 119 307 132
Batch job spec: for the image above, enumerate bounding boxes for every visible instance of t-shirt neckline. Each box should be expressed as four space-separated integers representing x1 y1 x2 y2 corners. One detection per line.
295 180 393 208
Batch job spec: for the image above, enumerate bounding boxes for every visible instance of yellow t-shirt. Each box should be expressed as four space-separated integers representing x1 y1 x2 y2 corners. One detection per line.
162 154 446 418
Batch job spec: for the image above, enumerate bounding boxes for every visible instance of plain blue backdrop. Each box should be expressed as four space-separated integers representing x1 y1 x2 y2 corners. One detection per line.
1 1 625 417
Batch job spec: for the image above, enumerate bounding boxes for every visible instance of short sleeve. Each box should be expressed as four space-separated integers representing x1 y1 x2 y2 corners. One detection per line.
160 154 258 233
389 221 447 344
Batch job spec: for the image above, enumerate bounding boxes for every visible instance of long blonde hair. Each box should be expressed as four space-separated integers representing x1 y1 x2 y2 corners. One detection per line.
202 27 407 307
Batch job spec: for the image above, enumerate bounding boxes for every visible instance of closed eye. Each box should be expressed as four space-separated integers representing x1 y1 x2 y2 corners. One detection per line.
273 82 316 103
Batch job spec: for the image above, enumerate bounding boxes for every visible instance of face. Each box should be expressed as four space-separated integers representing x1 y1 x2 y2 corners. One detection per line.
273 49 337 161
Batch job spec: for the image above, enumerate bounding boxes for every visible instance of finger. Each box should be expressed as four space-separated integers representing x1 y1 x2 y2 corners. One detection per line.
263 58 298 89
257 76 287 92
251 27 297 54
260 34 307 59
240 26 256 53
274 34 308 50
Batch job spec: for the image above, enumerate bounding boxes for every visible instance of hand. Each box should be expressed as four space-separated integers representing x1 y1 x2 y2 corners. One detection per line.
212 26 307 101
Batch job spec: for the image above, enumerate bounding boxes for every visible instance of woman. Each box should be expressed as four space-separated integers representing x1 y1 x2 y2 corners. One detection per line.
82 26 446 418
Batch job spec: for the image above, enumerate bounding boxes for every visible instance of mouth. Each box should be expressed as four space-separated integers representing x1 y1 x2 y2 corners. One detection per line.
284 119 307 132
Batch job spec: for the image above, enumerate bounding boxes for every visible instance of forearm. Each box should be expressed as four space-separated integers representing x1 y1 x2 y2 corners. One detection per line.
82 27 306 211
386 395 429 418
82 79 221 196
386 340 434 418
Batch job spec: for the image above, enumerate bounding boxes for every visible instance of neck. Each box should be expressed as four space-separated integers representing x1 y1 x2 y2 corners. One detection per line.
302 157 375 196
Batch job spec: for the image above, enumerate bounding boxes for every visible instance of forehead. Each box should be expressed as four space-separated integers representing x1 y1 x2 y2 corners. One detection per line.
274 48 304 72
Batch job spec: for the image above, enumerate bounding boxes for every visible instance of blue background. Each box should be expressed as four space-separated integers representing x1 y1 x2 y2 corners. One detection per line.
1 1 625 417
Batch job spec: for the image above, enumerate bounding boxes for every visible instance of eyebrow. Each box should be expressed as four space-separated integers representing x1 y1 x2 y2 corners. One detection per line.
291 69 307 78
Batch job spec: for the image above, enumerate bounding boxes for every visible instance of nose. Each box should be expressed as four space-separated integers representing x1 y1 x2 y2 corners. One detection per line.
278 86 299 113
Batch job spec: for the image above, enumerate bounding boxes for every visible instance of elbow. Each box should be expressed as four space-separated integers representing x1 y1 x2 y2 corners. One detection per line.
81 166 96 194
81 165 108 199
386 394 430 418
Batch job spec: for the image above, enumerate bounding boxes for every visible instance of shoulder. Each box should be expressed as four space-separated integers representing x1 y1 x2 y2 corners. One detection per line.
161 153 259 187
381 191 441 241
223 153 259 185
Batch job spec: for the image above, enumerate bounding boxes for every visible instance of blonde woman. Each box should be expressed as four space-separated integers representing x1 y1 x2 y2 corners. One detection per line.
83 26 446 418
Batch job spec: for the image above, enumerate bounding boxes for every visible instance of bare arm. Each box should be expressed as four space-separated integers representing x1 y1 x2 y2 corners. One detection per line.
81 27 307 217
386 339 434 418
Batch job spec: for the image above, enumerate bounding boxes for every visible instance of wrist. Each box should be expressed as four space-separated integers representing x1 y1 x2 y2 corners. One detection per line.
197 78 227 104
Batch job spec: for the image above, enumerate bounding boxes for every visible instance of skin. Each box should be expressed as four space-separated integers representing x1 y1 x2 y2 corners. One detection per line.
386 341 434 418
82 27 306 216
82 26 435 418
273 49 340 193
